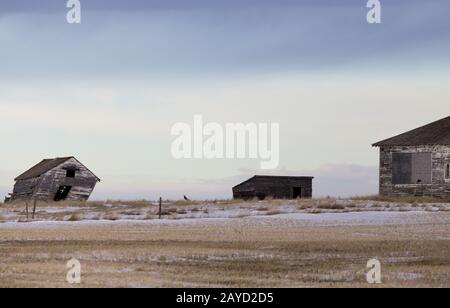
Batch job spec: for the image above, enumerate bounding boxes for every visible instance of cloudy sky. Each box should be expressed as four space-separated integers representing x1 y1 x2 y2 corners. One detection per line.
1 0 449 200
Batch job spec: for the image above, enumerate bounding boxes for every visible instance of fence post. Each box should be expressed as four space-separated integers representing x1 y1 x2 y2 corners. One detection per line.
32 199 37 220
159 197 162 219
25 202 29 222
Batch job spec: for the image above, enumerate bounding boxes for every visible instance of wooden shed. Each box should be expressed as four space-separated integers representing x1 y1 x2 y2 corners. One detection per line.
233 175 313 200
10 157 100 202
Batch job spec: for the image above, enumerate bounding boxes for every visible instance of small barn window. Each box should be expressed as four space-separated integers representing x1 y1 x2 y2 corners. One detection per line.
446 164 450 180
66 170 76 178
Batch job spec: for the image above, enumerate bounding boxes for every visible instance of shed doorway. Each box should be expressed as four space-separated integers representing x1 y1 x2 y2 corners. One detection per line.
293 187 302 199
54 186 72 201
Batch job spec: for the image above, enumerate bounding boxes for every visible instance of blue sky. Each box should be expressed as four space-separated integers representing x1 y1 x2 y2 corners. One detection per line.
1 0 449 200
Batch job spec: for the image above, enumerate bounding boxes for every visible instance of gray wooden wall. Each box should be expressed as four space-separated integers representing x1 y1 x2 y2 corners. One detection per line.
379 145 450 197
11 158 98 201
233 177 313 200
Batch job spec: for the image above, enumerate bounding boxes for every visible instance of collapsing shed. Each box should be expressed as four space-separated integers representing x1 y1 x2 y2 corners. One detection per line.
10 157 100 202
233 176 313 200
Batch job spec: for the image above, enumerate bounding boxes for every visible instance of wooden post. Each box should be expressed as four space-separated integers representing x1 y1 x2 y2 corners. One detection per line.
158 197 162 219
32 199 37 220
25 202 29 222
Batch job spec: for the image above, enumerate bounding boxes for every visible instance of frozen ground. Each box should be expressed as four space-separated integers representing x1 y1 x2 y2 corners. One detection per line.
0 208 448 288
1 198 449 224
0 211 440 229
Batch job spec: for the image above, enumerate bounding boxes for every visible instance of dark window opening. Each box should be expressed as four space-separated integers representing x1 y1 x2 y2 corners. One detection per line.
293 187 302 199
54 186 72 201
446 164 450 180
392 153 432 184
66 170 76 178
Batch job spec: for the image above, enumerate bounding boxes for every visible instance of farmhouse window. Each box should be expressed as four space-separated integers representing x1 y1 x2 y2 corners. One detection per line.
392 153 432 185
66 170 76 178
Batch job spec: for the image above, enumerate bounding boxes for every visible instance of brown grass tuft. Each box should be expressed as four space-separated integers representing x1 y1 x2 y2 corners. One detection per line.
317 203 346 210
265 210 283 216
66 214 79 221
102 214 119 221
309 208 323 214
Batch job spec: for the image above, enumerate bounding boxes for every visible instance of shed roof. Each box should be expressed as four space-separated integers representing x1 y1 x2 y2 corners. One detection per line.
15 157 100 181
233 175 314 189
373 116 450 147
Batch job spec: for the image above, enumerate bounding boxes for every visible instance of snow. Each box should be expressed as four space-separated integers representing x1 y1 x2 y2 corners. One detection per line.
0 211 433 229
254 211 427 226
1 198 449 229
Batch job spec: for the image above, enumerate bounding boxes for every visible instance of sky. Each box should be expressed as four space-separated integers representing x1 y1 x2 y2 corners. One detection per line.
0 0 450 200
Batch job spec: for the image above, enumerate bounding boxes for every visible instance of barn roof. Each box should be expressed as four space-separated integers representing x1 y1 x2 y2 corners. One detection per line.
15 157 100 181
233 175 314 189
373 116 450 147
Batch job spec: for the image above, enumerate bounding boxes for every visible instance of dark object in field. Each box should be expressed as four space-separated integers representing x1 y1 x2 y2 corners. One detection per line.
373 116 450 198
184 195 190 201
233 176 313 200
9 156 100 202
3 194 11 204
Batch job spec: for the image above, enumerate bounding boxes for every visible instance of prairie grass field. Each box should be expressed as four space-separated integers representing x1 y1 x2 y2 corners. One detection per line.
0 197 449 288
1 196 449 223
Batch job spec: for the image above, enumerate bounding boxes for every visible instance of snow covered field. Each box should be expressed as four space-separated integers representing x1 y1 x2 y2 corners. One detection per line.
0 199 449 288
0 211 441 229
1 198 449 224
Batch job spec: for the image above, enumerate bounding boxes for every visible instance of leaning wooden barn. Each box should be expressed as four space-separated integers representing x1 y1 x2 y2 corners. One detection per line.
373 116 450 198
9 157 100 202
233 176 313 200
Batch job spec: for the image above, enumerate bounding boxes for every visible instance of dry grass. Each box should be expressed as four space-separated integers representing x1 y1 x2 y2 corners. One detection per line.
235 213 249 219
66 214 79 222
265 210 283 216
102 214 120 221
317 203 346 210
308 208 324 214
1 197 449 225
3 196 450 211
0 213 448 288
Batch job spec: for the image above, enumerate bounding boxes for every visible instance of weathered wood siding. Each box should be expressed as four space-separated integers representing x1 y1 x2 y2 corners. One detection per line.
379 145 450 197
233 177 313 200
12 158 98 201
12 177 41 200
